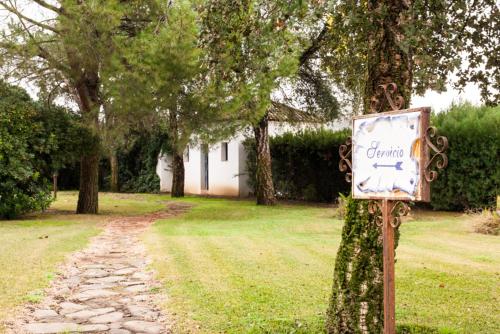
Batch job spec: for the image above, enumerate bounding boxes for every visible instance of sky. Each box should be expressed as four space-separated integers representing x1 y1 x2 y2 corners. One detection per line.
411 83 481 112
1 1 484 114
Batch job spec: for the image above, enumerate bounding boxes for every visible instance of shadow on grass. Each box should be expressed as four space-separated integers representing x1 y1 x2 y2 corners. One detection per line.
397 324 458 334
241 320 457 334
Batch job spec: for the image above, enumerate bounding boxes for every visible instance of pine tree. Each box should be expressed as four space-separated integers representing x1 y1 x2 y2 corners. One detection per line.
0 0 151 213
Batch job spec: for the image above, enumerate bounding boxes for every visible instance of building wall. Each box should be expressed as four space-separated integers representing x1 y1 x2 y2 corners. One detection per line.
156 154 172 192
184 146 202 195
156 120 348 196
157 136 244 196
205 138 242 197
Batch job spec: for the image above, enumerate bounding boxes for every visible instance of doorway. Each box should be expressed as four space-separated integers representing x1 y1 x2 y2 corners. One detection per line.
201 144 209 191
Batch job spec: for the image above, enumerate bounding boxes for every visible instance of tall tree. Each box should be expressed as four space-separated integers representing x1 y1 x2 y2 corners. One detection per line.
0 0 128 213
200 0 333 205
320 1 499 332
0 0 158 212
113 0 222 197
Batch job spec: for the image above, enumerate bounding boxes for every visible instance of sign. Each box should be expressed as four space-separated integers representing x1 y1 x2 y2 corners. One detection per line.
339 82 448 334
351 108 430 201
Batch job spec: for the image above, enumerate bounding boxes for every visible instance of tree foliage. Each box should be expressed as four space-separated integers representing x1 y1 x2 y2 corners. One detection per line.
0 0 158 212
320 0 500 109
200 1 342 205
111 0 223 197
324 1 498 332
0 81 84 218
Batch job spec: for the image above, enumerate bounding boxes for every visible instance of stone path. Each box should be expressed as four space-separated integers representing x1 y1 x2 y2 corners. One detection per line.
6 203 192 334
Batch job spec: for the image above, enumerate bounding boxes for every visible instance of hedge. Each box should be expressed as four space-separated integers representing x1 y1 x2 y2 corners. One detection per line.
245 103 499 210
430 103 499 210
245 129 351 202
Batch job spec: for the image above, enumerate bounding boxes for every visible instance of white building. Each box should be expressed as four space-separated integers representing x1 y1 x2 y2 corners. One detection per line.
156 103 348 197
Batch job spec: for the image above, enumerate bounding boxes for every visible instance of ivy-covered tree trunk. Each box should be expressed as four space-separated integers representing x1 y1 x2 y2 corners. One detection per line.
326 197 385 333
77 153 99 214
110 152 119 192
253 113 276 205
327 1 412 333
171 151 185 198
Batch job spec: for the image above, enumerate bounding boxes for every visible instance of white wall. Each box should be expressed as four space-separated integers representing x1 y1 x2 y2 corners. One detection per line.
184 146 202 195
157 138 245 196
156 119 347 197
157 154 172 192
205 136 243 197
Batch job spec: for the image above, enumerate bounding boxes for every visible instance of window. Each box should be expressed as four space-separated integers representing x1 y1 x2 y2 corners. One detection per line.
184 146 189 162
221 142 228 161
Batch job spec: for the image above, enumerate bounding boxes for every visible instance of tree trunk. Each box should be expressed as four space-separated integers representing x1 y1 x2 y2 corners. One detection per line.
77 153 99 214
110 152 119 192
53 172 58 199
327 1 413 333
171 150 185 197
73 70 101 214
253 113 276 205
364 0 413 112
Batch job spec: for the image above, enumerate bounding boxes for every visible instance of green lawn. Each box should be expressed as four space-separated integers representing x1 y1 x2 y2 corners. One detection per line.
0 191 170 329
144 198 500 334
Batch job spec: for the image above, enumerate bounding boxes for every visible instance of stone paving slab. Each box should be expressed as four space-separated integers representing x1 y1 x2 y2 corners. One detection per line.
5 203 192 333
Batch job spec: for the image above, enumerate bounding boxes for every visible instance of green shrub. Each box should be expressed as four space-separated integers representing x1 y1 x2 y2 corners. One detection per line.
0 82 52 218
430 104 499 210
245 128 350 202
118 129 168 193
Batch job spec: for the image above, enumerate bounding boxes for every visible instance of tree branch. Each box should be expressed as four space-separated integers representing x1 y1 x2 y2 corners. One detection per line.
6 3 70 74
0 1 60 34
32 0 62 14
299 25 328 66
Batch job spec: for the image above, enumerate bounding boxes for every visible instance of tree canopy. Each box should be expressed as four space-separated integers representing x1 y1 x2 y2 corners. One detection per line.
0 80 85 218
319 0 499 111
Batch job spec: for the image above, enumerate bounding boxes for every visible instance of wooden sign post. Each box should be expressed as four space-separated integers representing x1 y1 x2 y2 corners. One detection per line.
339 83 448 334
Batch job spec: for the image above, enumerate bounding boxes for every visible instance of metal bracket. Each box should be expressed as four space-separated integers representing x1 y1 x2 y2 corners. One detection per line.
390 201 411 228
424 126 449 182
368 200 410 229
369 83 405 113
339 136 352 183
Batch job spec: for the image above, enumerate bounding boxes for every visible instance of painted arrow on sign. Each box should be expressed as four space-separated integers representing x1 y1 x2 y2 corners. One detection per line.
373 161 403 170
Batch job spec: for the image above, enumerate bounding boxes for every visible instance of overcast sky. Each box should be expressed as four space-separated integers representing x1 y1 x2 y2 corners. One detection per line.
1 2 483 114
411 83 481 112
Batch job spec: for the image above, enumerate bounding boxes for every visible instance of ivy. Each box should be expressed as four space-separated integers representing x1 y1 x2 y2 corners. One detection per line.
326 196 396 333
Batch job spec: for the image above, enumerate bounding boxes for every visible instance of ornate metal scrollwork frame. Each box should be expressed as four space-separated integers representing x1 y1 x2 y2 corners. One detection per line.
390 201 411 228
367 200 410 229
368 200 383 226
339 136 352 183
424 126 449 182
369 83 405 113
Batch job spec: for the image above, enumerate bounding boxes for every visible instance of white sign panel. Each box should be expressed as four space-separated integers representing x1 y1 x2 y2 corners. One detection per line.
351 109 430 201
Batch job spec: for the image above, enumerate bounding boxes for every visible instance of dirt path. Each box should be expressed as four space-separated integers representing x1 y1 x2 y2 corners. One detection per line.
7 203 192 334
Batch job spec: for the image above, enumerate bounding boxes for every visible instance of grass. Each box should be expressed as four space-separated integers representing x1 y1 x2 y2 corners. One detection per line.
143 198 500 334
0 191 171 329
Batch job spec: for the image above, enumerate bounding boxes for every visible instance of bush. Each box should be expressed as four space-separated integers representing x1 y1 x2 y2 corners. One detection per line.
118 129 168 193
245 129 351 202
0 82 52 218
430 104 499 210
